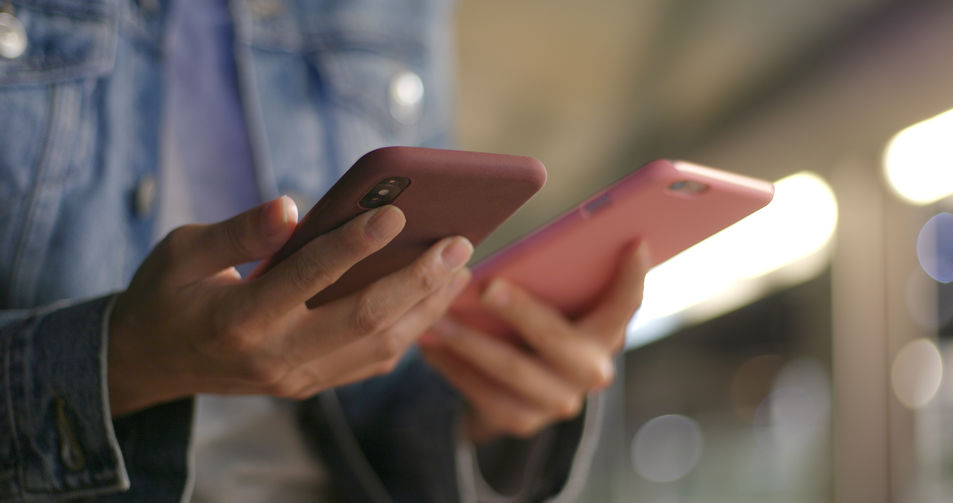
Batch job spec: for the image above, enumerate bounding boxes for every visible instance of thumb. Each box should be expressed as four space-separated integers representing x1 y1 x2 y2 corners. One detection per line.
166 196 298 282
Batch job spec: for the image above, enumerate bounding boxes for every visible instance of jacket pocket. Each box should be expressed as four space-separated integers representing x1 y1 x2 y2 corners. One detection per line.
241 0 455 176
305 0 456 157
0 0 118 205
0 0 117 85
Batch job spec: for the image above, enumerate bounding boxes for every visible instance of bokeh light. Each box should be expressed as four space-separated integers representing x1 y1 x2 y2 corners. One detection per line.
891 338 944 409
631 414 704 483
730 354 784 423
916 212 953 283
883 108 953 205
753 358 831 453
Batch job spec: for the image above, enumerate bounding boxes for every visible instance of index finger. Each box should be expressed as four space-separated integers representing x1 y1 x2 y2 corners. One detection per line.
301 235 473 346
248 205 406 315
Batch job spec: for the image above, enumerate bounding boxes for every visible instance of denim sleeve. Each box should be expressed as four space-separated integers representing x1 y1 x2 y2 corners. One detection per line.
0 296 194 502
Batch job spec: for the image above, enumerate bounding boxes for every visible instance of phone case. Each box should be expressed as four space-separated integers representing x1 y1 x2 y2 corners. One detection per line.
449 159 774 339
258 146 547 308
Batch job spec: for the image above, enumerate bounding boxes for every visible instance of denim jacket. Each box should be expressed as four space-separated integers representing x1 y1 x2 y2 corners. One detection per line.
0 1 596 501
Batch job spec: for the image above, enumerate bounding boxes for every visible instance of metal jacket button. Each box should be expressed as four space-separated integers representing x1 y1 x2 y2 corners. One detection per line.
135 174 157 218
0 12 27 60
55 398 87 472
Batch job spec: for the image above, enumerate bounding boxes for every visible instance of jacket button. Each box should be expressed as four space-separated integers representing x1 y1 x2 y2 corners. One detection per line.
55 398 87 472
389 70 424 125
135 174 157 218
0 12 27 60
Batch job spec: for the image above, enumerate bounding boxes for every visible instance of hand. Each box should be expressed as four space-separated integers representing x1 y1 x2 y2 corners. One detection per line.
108 196 472 416
420 243 649 443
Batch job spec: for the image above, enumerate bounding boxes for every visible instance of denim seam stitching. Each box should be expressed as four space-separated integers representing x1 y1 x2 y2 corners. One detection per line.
8 85 56 305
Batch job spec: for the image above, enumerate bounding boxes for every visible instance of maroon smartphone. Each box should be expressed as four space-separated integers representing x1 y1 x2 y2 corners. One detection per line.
256 146 547 308
450 159 774 340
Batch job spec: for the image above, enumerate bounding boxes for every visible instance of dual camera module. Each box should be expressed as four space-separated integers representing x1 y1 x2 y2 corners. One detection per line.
359 177 411 208
668 179 709 195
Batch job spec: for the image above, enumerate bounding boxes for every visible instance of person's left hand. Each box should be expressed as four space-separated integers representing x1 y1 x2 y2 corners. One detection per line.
420 243 650 443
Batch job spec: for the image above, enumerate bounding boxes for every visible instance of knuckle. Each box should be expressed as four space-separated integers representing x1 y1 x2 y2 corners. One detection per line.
409 260 445 293
292 366 331 396
213 310 260 354
597 372 616 390
222 219 255 259
507 413 543 438
608 330 626 352
587 358 615 390
291 251 339 292
264 378 300 399
156 225 197 264
556 395 583 419
341 220 377 254
351 294 388 334
242 359 287 388
585 370 605 390
372 356 401 376
290 387 318 400
163 225 193 247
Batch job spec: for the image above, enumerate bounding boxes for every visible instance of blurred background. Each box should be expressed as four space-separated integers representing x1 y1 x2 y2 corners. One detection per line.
453 0 953 501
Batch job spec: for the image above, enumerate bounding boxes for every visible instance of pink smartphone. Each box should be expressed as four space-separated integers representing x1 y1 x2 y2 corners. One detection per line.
449 159 774 339
256 146 547 308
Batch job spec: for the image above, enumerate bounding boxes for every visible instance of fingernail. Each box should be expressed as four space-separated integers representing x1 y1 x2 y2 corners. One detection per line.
441 237 473 271
366 206 405 242
281 195 298 224
482 279 510 308
262 195 297 237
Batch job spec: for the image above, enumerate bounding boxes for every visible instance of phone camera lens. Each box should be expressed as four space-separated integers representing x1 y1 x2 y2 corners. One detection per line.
360 177 411 208
668 180 708 195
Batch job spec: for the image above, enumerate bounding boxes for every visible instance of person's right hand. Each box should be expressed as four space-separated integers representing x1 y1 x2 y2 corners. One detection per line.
108 196 472 416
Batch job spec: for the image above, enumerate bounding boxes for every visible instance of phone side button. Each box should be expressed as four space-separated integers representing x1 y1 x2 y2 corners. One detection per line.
582 192 612 217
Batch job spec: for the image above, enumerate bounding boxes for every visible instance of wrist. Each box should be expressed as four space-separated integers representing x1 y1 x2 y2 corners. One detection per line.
107 292 185 416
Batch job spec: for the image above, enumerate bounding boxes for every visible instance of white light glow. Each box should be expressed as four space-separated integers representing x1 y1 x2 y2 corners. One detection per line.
754 357 831 452
627 172 837 348
884 108 953 205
